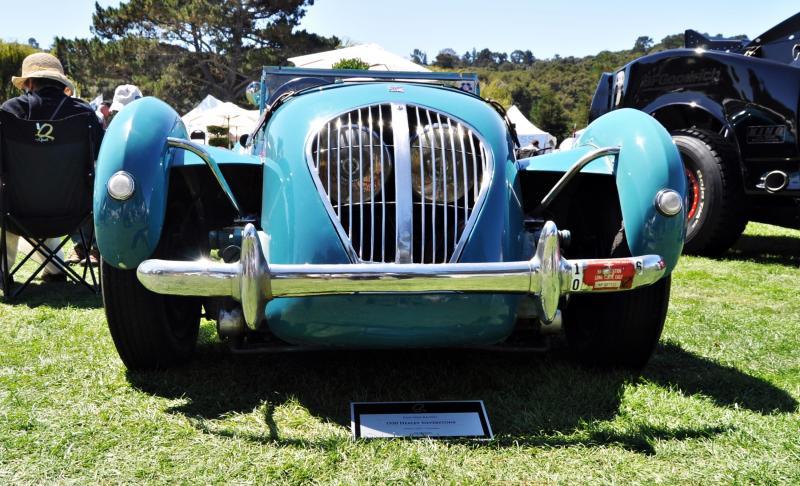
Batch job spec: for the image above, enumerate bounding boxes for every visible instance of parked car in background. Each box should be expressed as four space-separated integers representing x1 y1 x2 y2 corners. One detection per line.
95 67 685 371
589 13 800 255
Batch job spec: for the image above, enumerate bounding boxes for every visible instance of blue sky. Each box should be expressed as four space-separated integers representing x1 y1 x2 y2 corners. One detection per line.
1 1 797 59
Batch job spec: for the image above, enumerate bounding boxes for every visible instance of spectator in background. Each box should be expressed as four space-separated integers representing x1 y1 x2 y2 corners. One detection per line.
1 53 105 281
106 84 142 126
68 85 141 265
94 101 111 129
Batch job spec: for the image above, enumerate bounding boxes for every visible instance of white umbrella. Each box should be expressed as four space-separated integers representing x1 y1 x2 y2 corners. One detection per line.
183 102 259 143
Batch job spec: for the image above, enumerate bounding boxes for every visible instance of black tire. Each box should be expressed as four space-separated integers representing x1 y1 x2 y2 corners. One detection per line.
102 261 201 370
101 189 207 370
564 277 671 368
672 129 747 256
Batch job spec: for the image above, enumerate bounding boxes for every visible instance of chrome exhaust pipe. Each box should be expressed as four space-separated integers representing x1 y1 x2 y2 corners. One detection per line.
763 170 789 193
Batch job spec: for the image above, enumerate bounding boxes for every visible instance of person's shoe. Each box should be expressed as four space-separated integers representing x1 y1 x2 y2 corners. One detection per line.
66 245 86 265
81 249 100 267
41 272 67 283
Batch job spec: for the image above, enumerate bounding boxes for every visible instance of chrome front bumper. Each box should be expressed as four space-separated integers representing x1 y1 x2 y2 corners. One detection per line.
137 221 666 329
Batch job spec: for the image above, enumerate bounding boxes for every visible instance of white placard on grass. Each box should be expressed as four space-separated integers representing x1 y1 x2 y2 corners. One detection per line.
350 401 492 439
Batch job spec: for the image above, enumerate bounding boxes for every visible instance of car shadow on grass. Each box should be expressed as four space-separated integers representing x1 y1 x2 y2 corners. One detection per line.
125 337 797 454
723 233 800 266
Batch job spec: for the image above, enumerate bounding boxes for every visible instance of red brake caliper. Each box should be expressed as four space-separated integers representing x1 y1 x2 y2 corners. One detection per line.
684 167 700 220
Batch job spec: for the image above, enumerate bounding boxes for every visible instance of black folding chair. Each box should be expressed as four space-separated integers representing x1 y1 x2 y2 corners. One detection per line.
0 111 99 299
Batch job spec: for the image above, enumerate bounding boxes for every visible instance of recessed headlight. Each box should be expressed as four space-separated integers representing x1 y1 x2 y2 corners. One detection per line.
107 171 135 201
654 189 683 216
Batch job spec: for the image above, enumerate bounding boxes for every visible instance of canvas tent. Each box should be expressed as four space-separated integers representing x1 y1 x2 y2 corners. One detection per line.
288 43 430 72
182 96 260 143
506 105 556 150
182 94 224 123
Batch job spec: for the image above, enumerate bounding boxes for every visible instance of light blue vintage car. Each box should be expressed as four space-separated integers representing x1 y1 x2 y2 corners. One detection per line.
95 67 685 370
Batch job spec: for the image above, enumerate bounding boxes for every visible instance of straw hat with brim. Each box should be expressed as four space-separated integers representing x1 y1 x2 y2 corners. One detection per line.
11 53 76 95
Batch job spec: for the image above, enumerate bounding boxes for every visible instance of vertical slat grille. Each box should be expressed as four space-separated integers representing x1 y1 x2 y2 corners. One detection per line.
309 103 490 264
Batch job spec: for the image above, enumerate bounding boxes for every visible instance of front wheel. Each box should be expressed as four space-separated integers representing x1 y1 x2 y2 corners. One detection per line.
563 277 671 368
102 261 201 370
672 129 747 255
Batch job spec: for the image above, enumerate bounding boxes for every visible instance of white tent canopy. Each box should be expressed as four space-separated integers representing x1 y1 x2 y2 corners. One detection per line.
182 97 260 142
288 43 430 72
506 105 556 149
182 94 224 123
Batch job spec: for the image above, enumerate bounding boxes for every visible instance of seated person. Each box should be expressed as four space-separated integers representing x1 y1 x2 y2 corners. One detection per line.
1 53 105 280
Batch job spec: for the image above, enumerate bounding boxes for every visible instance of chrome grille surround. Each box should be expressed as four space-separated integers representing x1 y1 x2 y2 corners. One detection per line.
306 103 493 264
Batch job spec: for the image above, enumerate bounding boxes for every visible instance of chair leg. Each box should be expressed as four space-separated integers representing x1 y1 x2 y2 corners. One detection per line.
27 235 97 293
4 214 100 298
76 224 98 291
0 220 9 297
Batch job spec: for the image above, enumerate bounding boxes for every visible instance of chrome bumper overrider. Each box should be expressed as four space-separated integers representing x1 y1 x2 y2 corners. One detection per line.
137 222 666 329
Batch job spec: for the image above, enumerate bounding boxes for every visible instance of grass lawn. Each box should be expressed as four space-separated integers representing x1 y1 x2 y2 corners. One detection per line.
1 222 798 483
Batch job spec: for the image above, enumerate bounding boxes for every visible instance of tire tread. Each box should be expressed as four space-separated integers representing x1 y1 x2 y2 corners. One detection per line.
673 128 747 255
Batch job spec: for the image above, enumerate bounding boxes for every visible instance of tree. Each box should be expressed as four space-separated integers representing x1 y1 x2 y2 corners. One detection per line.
410 48 427 65
480 78 512 108
91 0 338 101
492 51 508 65
522 50 535 66
332 57 370 70
510 50 526 65
53 36 203 111
27 38 39 49
474 48 494 67
659 33 684 50
633 35 654 53
531 88 570 141
433 48 459 69
0 41 37 101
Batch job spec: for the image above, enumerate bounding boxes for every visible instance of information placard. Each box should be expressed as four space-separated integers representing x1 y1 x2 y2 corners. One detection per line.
350 401 492 439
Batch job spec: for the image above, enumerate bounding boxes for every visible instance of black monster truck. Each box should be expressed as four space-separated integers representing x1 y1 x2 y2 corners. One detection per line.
589 13 800 255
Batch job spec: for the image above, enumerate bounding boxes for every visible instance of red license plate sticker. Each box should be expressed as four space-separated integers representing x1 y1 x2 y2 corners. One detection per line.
582 260 636 290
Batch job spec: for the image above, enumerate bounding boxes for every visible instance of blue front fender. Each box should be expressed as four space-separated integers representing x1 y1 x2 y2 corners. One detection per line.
520 108 686 273
94 97 187 270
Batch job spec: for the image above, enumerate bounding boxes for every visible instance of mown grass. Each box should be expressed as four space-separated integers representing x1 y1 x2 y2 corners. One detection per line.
1 223 798 483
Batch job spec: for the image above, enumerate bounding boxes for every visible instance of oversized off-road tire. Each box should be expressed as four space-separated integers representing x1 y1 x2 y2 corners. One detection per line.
672 129 747 256
102 261 201 370
564 277 671 368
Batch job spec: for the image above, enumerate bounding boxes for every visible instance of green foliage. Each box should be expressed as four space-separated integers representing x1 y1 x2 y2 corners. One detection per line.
331 57 370 70
57 0 339 109
206 125 228 137
633 35 654 52
659 33 685 50
433 48 460 69
480 78 513 108
427 34 697 136
0 41 38 101
531 88 571 140
206 125 229 147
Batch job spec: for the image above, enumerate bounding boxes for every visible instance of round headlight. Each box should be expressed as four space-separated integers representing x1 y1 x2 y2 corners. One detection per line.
317 124 390 204
107 171 135 201
654 189 683 216
411 123 475 203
